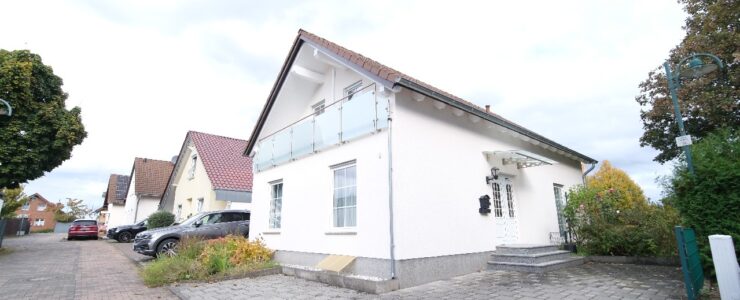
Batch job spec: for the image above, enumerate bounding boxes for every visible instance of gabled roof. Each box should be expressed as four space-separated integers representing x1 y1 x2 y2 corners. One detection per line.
105 174 129 206
126 158 174 198
189 131 253 191
244 29 596 164
29 193 53 206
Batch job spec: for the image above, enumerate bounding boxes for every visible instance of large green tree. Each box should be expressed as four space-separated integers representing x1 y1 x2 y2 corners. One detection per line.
0 50 86 188
635 0 739 163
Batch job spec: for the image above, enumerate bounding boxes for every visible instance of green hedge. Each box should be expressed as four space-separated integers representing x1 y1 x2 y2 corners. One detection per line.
668 129 740 276
147 211 175 229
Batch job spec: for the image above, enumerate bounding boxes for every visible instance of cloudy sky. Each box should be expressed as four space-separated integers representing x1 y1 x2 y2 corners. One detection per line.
1 0 686 209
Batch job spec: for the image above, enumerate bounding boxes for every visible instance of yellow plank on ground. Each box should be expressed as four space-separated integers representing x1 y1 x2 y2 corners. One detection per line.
316 255 356 272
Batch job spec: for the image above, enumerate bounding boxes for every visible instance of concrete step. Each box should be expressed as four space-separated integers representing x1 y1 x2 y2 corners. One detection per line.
494 244 559 255
489 250 573 265
487 256 585 273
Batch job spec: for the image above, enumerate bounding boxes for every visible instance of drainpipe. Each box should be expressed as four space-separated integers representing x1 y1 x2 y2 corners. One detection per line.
133 195 141 223
582 163 597 184
386 97 397 279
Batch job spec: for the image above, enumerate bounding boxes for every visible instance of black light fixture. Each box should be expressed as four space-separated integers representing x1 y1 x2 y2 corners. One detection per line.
485 167 499 185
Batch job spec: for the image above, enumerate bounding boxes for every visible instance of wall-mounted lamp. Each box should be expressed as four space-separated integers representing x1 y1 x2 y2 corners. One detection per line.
485 167 499 185
479 195 491 215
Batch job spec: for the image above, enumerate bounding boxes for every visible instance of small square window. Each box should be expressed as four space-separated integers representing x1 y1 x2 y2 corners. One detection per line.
312 100 325 116
344 80 363 99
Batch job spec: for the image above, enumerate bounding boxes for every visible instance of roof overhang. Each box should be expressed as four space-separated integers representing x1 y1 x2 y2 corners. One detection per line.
215 189 252 203
484 150 558 169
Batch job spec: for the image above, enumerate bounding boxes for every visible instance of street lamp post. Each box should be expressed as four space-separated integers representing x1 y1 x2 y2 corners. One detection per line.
0 99 11 117
662 53 725 175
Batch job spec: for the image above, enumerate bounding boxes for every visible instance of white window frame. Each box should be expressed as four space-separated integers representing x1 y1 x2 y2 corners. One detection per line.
332 162 357 228
37 203 47 211
505 180 516 218
492 182 503 218
269 180 283 229
343 80 362 99
21 201 30 211
196 198 204 213
176 204 182 220
188 154 197 179
312 100 325 116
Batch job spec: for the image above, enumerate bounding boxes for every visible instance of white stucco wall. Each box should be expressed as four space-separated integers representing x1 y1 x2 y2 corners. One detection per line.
170 144 224 221
136 197 160 222
107 203 126 228
250 130 391 259
391 90 585 260
123 173 138 224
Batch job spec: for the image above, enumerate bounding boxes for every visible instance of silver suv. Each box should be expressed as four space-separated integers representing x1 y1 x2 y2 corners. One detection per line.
133 209 250 257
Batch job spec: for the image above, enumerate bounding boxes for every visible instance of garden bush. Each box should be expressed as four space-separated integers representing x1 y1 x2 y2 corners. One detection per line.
667 128 740 276
140 235 275 287
147 211 175 229
564 182 681 257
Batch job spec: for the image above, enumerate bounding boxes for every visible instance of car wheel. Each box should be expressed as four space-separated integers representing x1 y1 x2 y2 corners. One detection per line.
157 238 179 257
67 236 73 241
117 231 133 243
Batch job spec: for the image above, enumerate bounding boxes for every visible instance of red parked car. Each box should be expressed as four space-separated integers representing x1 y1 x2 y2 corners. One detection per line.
67 219 99 240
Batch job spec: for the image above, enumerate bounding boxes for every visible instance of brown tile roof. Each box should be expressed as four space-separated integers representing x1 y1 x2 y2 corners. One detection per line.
29 193 53 206
243 29 596 164
130 158 174 198
105 174 129 206
189 131 253 191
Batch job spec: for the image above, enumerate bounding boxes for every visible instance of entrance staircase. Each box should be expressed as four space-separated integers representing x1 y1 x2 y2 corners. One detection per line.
487 244 584 273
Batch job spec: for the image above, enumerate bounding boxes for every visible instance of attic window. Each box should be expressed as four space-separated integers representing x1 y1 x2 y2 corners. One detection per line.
344 80 362 99
188 154 197 179
312 100 325 116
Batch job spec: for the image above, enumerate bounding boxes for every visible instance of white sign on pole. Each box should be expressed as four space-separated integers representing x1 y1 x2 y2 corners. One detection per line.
676 135 693 147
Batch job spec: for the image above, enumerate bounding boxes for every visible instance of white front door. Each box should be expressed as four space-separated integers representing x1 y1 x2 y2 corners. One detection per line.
493 177 519 245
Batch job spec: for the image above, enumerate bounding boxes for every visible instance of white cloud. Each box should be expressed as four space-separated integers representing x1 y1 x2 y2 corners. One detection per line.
0 0 685 209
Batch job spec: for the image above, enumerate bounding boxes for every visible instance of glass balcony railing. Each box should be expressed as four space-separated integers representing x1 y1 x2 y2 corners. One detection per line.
254 84 389 172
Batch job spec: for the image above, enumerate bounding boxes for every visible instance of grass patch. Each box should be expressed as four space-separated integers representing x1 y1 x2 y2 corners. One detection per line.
140 236 276 287
32 229 54 233
0 247 13 256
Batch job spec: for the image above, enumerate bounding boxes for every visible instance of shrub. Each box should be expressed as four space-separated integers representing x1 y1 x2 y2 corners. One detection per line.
140 235 275 287
564 185 680 257
668 128 740 276
147 211 175 229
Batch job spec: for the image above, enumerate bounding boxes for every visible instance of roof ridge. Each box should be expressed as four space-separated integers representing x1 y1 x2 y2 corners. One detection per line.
189 130 248 143
134 157 174 164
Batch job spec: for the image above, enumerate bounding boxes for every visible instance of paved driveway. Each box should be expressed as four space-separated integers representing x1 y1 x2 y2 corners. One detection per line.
172 263 686 300
0 233 175 300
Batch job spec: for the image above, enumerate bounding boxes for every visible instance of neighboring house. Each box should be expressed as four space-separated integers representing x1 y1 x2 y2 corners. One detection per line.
15 193 56 232
123 158 174 224
160 131 253 221
243 30 598 288
104 174 130 229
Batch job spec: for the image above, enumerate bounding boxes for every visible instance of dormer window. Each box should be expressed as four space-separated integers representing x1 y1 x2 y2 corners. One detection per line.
344 80 362 100
312 100 325 116
188 154 197 179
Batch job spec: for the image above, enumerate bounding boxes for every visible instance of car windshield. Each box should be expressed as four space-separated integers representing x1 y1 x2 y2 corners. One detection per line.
73 220 96 226
178 213 207 226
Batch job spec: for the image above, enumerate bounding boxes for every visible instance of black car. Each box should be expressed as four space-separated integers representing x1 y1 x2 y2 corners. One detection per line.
107 219 148 242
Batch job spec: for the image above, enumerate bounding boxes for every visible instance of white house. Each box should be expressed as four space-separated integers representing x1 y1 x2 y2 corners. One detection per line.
103 174 130 229
159 131 253 221
243 30 598 289
123 158 174 224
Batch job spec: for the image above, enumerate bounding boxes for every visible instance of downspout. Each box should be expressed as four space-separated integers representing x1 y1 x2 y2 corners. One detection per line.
386 96 397 279
133 195 141 223
582 162 597 184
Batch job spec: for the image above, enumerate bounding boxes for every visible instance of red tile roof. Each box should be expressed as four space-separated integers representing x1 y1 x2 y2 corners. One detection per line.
29 193 53 206
131 158 174 198
243 29 596 164
189 131 253 191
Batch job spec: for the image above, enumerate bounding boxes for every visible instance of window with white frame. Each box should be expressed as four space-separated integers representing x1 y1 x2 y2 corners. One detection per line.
344 80 362 99
188 154 197 179
312 100 325 116
37 203 47 211
553 184 567 238
34 218 45 226
21 201 30 211
176 204 182 220
333 163 357 227
269 181 283 229
196 198 204 212
492 182 503 218
505 181 516 218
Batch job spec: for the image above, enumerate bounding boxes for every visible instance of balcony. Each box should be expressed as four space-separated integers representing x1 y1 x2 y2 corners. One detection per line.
254 84 389 172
